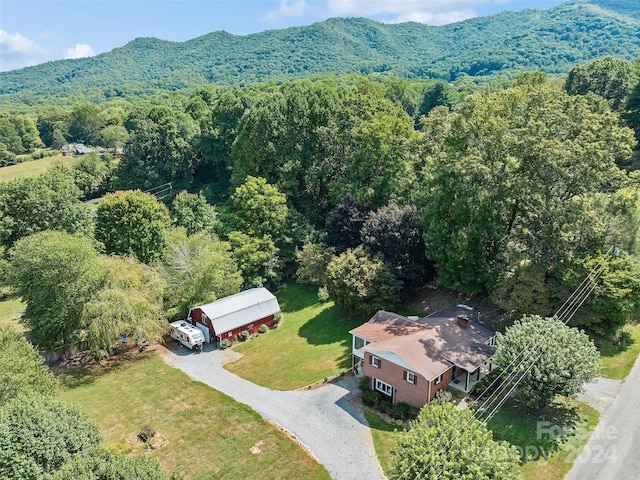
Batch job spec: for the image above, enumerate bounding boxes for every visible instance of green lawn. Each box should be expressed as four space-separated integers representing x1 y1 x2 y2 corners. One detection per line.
364 409 402 477
57 351 331 480
488 398 599 480
594 322 640 379
225 284 367 390
0 154 80 182
0 296 25 330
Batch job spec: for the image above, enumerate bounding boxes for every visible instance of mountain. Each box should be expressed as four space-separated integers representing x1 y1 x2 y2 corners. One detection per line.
1 0 639 103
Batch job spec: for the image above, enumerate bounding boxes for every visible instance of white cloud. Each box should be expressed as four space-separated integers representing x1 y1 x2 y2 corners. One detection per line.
384 9 476 26
324 0 520 24
65 43 95 59
0 29 44 55
265 0 309 23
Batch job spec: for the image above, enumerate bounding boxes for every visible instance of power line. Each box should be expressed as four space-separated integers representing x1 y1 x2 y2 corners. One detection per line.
395 246 614 480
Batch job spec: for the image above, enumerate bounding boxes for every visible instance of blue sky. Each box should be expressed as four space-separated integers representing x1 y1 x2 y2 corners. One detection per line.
0 0 565 72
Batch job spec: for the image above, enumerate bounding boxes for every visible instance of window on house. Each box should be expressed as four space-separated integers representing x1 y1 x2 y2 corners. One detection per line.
371 356 381 368
406 371 416 384
486 336 496 347
434 374 443 385
354 336 367 350
374 378 393 396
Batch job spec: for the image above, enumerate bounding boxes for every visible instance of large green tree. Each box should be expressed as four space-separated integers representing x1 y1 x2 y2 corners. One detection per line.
564 56 638 110
418 86 635 293
325 246 400 316
390 401 520 480
116 105 198 191
0 395 101 480
0 326 58 405
81 255 168 357
170 190 217 235
493 315 600 410
228 175 289 239
95 190 170 264
51 449 171 480
161 229 242 318
7 231 103 351
68 103 103 144
0 167 92 249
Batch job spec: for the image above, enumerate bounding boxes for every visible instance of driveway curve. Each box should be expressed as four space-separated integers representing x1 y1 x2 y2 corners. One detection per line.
161 344 386 480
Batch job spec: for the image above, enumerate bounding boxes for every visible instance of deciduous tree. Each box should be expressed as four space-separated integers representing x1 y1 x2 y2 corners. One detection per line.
325 246 400 316
0 395 101 479
95 190 170 264
51 449 171 480
0 326 58 405
81 255 168 357
7 231 103 351
170 190 218 235
493 315 600 410
161 229 242 318
0 167 92 249
390 400 520 480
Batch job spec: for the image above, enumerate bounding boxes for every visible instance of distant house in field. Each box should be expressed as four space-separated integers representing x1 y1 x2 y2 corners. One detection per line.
187 287 280 346
349 306 495 408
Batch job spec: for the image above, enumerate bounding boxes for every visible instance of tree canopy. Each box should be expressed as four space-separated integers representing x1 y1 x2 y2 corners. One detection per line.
493 315 600 410
95 189 170 264
7 230 103 351
390 400 520 480
0 326 58 405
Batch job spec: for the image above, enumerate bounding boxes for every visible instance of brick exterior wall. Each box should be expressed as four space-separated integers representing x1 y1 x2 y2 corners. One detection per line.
362 352 454 408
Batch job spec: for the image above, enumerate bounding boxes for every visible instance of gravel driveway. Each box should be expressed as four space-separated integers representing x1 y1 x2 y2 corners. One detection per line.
161 344 386 480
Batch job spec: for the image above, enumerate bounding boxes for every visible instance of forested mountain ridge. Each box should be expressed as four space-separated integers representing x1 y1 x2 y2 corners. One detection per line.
1 0 639 103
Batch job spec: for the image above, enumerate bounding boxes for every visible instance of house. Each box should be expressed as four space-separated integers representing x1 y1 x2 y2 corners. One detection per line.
187 287 280 346
349 306 495 408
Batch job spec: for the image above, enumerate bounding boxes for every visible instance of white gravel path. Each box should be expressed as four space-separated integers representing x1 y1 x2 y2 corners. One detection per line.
161 343 387 480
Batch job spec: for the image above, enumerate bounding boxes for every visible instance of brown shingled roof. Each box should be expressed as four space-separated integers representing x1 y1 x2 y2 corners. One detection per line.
349 310 495 381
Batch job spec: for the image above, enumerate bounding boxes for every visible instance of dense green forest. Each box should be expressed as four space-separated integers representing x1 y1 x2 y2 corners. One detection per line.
1 0 639 108
2 53 640 348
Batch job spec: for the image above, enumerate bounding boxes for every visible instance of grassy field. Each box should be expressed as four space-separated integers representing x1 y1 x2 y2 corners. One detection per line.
364 410 402 477
57 351 331 480
0 154 80 182
225 284 366 390
0 296 24 330
594 322 640 379
488 398 599 480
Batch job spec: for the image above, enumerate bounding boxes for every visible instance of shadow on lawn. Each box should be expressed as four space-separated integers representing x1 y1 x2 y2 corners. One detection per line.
488 398 584 463
298 304 364 346
57 349 156 389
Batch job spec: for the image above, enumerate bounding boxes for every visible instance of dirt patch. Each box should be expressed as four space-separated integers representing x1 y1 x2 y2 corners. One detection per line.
125 431 169 451
49 342 160 375
249 439 266 454
408 283 509 331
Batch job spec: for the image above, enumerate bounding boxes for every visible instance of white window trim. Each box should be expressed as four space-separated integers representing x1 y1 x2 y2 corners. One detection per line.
371 356 381 368
406 371 416 384
374 378 393 396
434 374 443 385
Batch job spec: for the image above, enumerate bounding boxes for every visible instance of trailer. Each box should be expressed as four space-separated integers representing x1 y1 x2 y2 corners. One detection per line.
169 320 204 351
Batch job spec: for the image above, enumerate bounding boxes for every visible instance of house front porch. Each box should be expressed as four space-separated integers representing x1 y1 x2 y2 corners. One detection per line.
447 360 492 393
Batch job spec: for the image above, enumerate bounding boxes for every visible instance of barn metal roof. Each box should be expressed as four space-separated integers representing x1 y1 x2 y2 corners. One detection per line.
190 287 280 335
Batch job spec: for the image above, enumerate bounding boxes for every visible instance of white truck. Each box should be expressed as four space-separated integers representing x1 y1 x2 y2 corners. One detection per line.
169 320 204 351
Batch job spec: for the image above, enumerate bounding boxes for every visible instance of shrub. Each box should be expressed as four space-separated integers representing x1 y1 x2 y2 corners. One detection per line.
240 330 250 341
258 324 268 334
358 375 372 392
377 400 391 414
317 286 330 303
273 312 283 325
390 402 418 420
220 339 231 349
434 389 453 404
362 389 381 407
